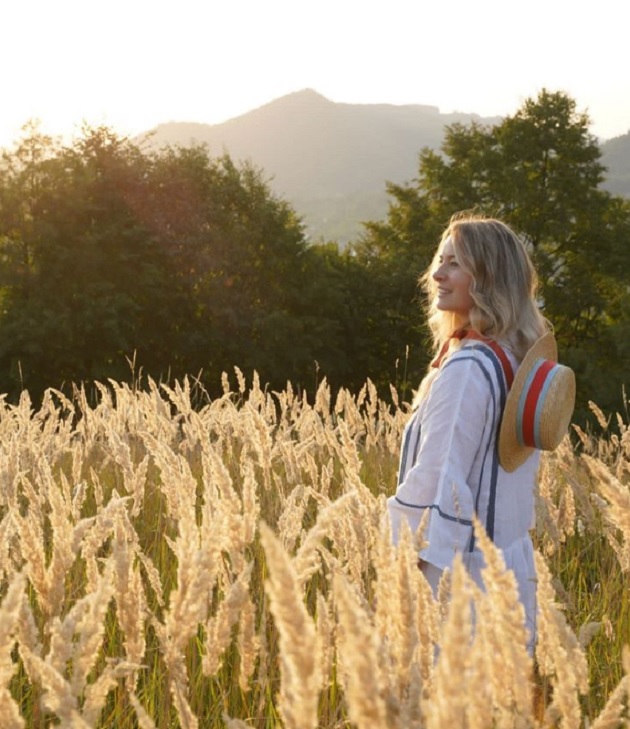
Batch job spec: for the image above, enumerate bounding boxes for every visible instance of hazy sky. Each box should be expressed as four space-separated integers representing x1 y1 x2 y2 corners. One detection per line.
2 0 628 149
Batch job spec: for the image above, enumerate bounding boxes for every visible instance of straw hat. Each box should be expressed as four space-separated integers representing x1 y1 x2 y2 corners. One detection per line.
498 332 576 472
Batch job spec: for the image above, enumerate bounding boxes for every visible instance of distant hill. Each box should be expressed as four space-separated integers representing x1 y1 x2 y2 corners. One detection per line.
141 89 629 244
601 132 630 197
141 90 501 244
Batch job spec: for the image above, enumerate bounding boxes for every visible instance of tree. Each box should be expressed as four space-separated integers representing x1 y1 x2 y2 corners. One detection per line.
0 125 180 396
346 189 444 396
126 145 313 386
0 125 322 400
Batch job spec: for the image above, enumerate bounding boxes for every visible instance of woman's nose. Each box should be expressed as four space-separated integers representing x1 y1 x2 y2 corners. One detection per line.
433 264 445 281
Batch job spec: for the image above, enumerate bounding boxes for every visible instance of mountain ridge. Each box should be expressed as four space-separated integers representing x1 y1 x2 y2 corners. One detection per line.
143 89 502 197
141 89 630 243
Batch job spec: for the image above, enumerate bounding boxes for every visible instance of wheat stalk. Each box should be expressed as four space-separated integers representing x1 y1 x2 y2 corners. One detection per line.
260 522 321 729
333 571 389 727
0 573 26 729
534 551 589 728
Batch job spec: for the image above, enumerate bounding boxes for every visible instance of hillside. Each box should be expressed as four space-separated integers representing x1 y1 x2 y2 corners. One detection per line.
142 90 500 243
601 132 630 196
142 89 630 244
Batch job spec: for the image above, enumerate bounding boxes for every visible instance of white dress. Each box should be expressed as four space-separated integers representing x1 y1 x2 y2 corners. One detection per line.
387 339 539 647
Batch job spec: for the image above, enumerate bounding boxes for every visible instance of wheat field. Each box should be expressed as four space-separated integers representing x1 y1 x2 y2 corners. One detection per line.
0 371 628 728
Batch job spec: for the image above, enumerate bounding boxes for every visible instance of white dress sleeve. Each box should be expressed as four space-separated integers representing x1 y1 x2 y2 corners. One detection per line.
387 350 493 568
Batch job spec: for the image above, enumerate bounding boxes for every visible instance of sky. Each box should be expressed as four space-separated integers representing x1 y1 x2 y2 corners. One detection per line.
2 0 629 150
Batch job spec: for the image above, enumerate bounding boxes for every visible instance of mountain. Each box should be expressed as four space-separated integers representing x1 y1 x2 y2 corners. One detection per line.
141 89 629 244
601 132 630 197
142 89 501 243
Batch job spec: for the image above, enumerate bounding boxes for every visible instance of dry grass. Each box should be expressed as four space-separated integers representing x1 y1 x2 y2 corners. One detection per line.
0 374 628 728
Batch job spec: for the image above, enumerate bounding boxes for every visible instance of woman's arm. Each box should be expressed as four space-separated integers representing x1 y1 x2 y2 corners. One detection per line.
388 349 495 565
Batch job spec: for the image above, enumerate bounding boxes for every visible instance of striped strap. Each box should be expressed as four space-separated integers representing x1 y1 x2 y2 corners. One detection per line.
463 331 514 388
432 329 514 388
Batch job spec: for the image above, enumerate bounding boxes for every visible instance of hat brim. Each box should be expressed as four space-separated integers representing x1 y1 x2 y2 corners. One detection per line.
498 332 571 472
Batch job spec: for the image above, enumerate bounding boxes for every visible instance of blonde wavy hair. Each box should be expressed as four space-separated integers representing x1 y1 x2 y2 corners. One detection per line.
415 214 549 403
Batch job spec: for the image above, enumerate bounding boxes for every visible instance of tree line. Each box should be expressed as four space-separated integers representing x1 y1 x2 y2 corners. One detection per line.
1 90 629 422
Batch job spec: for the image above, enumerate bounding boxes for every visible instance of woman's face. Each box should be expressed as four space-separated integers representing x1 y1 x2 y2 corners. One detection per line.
432 237 474 319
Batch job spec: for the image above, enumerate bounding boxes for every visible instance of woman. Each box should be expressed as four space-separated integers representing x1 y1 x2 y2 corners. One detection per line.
388 214 574 650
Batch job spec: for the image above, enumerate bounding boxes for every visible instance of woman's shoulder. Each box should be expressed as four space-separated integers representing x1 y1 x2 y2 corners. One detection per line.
449 338 510 366
442 339 514 390
424 345 504 418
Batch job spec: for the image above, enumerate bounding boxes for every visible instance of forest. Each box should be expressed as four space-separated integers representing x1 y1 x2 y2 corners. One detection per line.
1 89 629 423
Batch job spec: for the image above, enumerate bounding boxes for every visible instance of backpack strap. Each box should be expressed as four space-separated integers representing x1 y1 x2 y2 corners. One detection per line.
461 330 514 388
432 328 514 388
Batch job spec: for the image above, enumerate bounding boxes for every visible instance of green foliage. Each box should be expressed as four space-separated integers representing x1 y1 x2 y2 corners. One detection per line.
0 126 327 399
1 89 629 420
